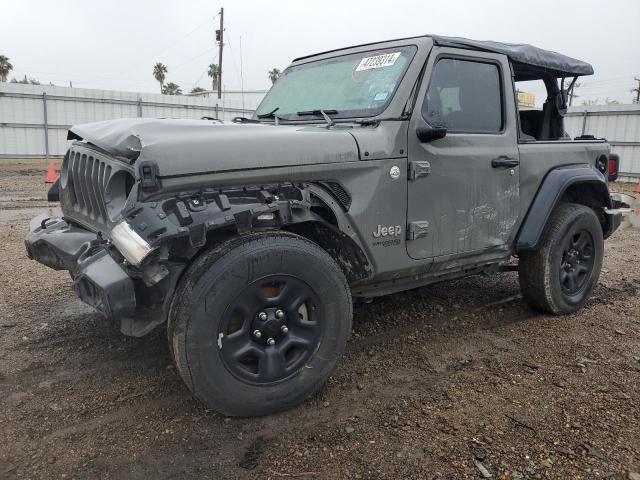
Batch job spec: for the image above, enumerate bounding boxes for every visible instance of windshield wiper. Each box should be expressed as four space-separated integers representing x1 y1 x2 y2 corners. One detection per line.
297 109 338 116
257 107 280 119
232 116 260 124
297 109 338 128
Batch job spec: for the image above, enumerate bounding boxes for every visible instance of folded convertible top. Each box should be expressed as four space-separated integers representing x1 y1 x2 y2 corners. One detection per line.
431 35 593 77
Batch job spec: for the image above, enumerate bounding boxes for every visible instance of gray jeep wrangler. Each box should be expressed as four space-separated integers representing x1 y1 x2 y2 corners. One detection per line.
26 35 623 416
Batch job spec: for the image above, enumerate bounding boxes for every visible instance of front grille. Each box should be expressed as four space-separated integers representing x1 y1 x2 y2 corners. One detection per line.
65 147 112 225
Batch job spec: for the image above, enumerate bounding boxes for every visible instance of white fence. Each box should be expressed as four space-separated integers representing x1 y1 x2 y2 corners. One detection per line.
3 82 639 181
566 104 640 182
0 83 267 159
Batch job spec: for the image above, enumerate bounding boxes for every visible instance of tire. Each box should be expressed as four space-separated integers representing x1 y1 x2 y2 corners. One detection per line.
168 232 352 417
519 202 604 314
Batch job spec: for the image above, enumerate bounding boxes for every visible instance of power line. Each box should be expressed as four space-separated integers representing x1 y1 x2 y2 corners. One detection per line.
191 67 209 90
171 47 216 71
114 15 217 77
224 30 242 86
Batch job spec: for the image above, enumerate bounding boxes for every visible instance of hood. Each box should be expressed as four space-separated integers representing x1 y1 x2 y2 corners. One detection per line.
69 118 360 177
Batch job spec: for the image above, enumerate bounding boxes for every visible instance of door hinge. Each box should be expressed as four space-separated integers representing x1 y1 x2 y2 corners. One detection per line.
408 161 431 180
407 221 429 240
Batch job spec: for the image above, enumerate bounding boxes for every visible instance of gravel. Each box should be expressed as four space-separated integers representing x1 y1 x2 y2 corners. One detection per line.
0 162 639 479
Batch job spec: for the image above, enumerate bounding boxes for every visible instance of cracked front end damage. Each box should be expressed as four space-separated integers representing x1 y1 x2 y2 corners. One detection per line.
26 179 367 336
25 117 374 336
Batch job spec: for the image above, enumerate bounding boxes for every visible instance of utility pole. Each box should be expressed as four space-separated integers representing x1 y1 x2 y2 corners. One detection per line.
632 77 640 104
216 7 224 100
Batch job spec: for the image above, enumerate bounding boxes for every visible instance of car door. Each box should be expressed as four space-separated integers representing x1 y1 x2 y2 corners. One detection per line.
406 48 520 261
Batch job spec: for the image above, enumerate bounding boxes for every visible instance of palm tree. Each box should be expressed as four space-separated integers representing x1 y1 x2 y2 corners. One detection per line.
207 64 219 92
190 86 207 94
153 62 168 93
268 68 281 85
0 55 14 82
162 82 182 95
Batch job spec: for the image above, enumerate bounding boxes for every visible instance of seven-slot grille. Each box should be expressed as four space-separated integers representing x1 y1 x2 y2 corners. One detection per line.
64 147 112 225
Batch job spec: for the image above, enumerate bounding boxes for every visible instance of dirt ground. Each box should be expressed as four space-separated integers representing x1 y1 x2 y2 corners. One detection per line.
1 162 639 480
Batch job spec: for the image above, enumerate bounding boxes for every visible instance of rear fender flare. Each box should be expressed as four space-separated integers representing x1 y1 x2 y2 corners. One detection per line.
516 164 611 251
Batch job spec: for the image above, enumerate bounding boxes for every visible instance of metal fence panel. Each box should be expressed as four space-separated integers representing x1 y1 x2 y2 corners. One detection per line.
0 83 266 159
566 104 640 181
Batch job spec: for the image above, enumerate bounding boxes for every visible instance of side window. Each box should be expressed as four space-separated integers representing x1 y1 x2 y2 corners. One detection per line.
422 58 503 133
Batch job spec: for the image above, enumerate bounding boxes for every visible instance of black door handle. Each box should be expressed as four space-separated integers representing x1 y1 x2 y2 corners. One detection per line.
491 156 520 168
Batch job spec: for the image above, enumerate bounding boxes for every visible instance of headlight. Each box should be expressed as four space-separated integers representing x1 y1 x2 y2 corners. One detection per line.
110 221 154 266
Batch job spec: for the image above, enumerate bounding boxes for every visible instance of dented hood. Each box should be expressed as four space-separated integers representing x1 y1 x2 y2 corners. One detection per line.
69 118 360 177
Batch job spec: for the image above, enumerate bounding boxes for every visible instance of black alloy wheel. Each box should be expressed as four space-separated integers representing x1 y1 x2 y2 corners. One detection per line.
559 229 595 296
219 275 323 385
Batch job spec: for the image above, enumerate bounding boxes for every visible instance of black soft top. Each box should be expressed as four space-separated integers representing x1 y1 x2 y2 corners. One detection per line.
431 35 593 77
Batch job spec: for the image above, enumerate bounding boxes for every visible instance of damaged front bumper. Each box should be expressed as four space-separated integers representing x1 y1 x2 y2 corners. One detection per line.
25 214 136 319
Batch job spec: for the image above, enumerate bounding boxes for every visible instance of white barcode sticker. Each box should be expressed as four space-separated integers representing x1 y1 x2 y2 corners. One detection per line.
355 52 401 72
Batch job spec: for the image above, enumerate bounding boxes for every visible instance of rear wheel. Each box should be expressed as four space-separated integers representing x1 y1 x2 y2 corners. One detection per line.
168 232 352 417
519 203 603 314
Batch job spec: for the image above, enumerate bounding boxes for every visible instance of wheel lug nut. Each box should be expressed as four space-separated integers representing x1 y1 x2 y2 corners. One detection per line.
253 329 262 338
267 337 276 346
258 312 267 321
281 325 289 334
275 309 284 319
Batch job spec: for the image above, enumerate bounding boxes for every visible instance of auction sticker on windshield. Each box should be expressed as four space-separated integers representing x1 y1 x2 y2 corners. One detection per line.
355 52 401 72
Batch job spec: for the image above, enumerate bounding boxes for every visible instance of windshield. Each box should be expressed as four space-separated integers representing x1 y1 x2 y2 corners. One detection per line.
255 45 417 120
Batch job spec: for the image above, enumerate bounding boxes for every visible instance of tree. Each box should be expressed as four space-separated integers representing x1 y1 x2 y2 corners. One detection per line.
190 86 207 94
10 75 40 85
0 55 14 82
605 97 620 105
153 62 168 93
268 68 281 85
162 82 182 95
207 64 219 92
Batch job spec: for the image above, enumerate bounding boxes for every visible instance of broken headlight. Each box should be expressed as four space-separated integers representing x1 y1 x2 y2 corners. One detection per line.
110 221 154 266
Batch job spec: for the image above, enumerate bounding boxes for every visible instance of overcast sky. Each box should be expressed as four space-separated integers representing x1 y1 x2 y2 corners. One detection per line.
2 0 638 104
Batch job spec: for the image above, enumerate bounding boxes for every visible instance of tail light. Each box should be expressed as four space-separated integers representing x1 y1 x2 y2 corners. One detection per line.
608 153 619 182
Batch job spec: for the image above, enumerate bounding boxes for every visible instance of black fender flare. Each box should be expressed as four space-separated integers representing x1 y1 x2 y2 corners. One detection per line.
516 164 612 251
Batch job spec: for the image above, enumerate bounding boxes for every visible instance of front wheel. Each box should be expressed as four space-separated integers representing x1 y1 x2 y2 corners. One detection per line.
168 232 352 417
519 202 604 314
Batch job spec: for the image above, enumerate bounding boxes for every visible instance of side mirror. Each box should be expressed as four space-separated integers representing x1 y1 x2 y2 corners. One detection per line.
416 126 447 143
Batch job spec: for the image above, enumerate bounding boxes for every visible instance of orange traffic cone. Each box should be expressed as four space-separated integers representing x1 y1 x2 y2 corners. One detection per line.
45 161 56 184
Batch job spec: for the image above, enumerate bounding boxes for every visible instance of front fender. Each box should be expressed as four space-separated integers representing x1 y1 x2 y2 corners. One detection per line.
516 164 612 251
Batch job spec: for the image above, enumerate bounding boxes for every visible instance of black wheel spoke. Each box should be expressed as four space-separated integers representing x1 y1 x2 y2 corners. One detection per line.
280 329 315 351
223 331 261 361
575 263 589 275
278 281 308 311
258 347 287 381
560 269 568 284
575 232 588 251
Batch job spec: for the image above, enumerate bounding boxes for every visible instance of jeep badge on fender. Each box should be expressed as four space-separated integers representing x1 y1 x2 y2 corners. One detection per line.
373 224 402 238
